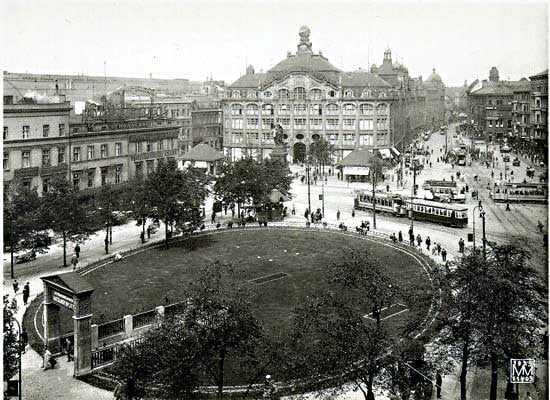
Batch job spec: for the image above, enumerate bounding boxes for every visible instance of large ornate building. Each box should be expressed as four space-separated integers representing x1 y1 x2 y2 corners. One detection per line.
223 27 445 163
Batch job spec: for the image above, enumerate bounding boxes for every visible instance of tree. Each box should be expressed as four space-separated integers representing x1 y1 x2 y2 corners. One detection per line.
41 174 94 266
3 181 50 278
308 137 334 166
3 299 19 384
94 183 124 254
147 159 209 248
123 174 152 244
367 153 389 229
183 261 264 398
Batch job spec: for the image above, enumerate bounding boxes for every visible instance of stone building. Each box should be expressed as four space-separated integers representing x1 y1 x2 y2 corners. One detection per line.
511 79 532 149
529 69 548 164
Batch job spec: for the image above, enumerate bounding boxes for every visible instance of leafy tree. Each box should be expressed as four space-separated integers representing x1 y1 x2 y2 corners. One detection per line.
41 174 93 265
3 299 20 383
308 137 334 166
147 159 209 248
183 261 264 398
3 181 50 278
94 183 124 254
123 174 153 243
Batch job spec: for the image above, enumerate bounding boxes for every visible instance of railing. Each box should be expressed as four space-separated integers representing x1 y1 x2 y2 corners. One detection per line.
164 302 187 318
98 318 124 339
132 309 157 329
91 337 144 369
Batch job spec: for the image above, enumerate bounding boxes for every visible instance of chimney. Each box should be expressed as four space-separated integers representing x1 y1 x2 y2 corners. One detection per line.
482 79 488 87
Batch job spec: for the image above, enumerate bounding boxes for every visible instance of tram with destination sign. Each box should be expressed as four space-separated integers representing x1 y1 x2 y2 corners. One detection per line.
354 190 469 227
491 182 547 203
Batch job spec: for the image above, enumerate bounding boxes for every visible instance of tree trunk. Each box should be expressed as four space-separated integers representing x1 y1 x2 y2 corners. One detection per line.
372 176 377 229
489 352 498 400
63 231 67 267
164 220 169 249
460 338 470 400
109 225 113 245
141 218 146 244
10 247 14 279
218 350 225 399
366 373 375 400
105 226 109 254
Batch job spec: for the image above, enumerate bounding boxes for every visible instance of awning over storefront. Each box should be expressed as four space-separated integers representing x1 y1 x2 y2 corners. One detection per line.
391 147 401 156
343 166 370 176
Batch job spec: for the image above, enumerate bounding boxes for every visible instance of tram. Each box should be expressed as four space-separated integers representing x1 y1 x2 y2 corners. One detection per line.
422 180 466 203
354 190 469 227
491 182 548 203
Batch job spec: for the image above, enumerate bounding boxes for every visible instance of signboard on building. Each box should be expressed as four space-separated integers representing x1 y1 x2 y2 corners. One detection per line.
53 291 74 310
130 149 178 161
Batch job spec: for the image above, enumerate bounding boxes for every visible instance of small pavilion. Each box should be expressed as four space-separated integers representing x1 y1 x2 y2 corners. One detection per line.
178 143 225 175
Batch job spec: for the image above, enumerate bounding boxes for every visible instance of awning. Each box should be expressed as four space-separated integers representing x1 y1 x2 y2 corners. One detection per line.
378 148 392 159
391 147 401 156
343 166 370 176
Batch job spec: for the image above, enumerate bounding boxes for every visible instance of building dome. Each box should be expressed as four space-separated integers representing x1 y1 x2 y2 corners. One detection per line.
246 65 255 75
427 68 443 84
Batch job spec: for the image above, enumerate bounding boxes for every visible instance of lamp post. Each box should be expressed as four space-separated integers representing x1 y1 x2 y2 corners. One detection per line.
306 159 311 214
472 203 483 250
409 143 417 233
481 209 487 259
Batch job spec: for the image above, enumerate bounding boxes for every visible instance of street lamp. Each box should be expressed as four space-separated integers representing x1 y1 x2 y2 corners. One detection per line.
472 203 483 250
472 203 487 258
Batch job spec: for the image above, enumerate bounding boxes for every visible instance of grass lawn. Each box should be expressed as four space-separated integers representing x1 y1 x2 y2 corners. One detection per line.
24 229 434 383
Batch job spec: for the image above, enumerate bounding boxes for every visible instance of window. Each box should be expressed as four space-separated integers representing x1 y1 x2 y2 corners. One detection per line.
362 90 372 98
294 104 307 115
326 103 339 115
263 91 272 98
344 90 354 98
3 153 9 170
136 142 142 153
343 134 355 144
157 140 163 151
42 178 50 194
343 103 356 115
232 90 241 98
293 87 306 100
232 119 243 129
3 126 7 140
58 147 65 163
42 149 51 166
262 118 274 129
246 118 259 128
73 147 81 162
115 165 123 184
309 88 322 100
359 119 373 130
278 118 290 128
293 118 306 129
310 104 322 115
376 117 388 130
231 104 243 115
100 144 108 158
101 168 108 185
232 132 243 143
343 119 356 130
22 125 29 139
146 142 152 152
247 91 257 99
43 125 50 137
147 161 155 174
496 99 503 106
327 134 339 145
536 99 541 108
247 132 259 142
87 145 95 160
279 104 290 115
310 118 323 129
134 161 143 177
73 173 80 190
359 134 373 146
376 103 388 115
87 170 95 188
246 104 258 115
263 132 273 143
326 118 339 129
278 89 290 99
262 104 274 116
488 120 493 128
328 90 336 98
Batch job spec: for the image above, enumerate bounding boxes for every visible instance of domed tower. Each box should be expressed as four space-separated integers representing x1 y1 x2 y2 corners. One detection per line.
382 48 392 66
297 25 313 55
489 66 499 82
246 65 255 75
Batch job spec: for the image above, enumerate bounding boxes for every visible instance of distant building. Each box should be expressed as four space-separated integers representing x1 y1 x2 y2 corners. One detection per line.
529 69 548 163
511 79 532 150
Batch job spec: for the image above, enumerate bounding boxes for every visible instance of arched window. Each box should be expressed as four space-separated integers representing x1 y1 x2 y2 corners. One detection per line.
232 90 241 98
262 104 274 115
246 104 259 115
360 103 374 115
326 103 339 115
247 91 257 99
362 90 372 98
310 103 323 116
278 88 290 99
536 99 541 108
309 88 323 100
379 91 387 98
328 89 337 98
343 103 356 115
376 103 388 115
294 87 306 100
263 91 272 98
279 104 290 115
231 104 243 115
344 90 354 98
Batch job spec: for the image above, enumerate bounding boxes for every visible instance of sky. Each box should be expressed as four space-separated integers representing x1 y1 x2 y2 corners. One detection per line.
2 0 548 87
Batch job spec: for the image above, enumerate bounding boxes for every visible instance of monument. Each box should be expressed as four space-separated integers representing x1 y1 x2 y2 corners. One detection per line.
270 123 289 166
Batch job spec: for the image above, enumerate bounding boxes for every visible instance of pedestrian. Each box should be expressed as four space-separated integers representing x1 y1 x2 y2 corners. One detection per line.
426 236 431 251
436 371 442 399
432 244 437 255
292 204 296 215
211 213 216 224
304 208 310 219
458 238 465 253
452 163 454 169
71 254 79 270
65 338 73 362
12 279 19 294
416 234 422 247
506 202 511 211
465 184 469 192
21 328 28 353
224 204 228 215
336 210 341 221
441 248 447 262
75 244 81 259
104 237 109 254
429 162 432 168
43 346 56 370
398 231 403 242
500 172 503 179
351 208 355 218
22 282 30 305
325 176 328 183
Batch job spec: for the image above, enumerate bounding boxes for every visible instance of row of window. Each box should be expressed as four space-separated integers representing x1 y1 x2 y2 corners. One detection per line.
229 103 388 116
228 117 388 130
4 124 66 140
230 132 386 146
230 88 390 100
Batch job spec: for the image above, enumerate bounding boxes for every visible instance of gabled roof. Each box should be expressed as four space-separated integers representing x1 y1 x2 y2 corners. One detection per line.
529 69 548 80
231 73 267 89
340 71 392 87
338 148 375 167
181 143 225 162
41 272 94 295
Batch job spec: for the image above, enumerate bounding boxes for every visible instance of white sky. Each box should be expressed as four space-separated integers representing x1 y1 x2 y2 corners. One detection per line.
2 0 548 87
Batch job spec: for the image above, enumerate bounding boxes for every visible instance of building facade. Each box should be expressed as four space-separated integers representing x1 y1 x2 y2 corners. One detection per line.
511 80 531 149
529 70 548 163
191 101 223 151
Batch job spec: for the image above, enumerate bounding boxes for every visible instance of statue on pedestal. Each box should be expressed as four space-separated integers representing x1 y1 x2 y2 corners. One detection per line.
270 123 288 166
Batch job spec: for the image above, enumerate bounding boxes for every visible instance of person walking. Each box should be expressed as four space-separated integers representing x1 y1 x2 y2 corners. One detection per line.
304 208 310 219
441 248 447 262
22 282 30 305
426 236 431 251
416 234 422 247
71 253 79 271
506 202 511 211
12 279 19 295
458 238 465 253
292 204 296 215
435 371 443 399
104 237 109 254
21 328 28 353
336 210 341 221
398 231 403 242
211 213 216 224
65 338 73 362
75 244 81 259
437 242 441 255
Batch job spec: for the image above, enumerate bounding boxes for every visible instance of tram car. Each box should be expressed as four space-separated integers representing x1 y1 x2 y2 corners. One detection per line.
354 191 469 227
422 180 466 203
491 182 548 203
354 190 408 216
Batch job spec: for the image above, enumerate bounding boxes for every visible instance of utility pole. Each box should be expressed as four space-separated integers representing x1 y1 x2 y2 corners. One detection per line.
409 143 416 233
307 161 311 214
481 209 487 259
321 161 325 217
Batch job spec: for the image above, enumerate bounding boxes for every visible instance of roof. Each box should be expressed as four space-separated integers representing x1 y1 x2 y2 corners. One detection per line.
268 53 341 74
340 71 392 87
470 82 514 96
338 148 376 167
181 143 225 162
230 73 267 89
529 69 548 80
41 272 94 295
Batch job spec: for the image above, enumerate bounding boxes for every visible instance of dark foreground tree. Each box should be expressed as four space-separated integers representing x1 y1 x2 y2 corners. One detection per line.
3 299 19 384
